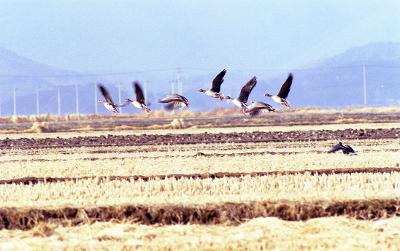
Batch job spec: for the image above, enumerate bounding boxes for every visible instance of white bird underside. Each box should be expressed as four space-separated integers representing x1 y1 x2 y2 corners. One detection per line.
104 103 118 113
231 99 246 109
272 95 283 104
205 90 222 98
132 101 143 109
271 95 290 108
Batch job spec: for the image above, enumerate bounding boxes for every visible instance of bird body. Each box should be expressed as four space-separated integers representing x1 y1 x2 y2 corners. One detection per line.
159 93 189 110
204 89 222 99
328 142 357 155
231 99 246 109
244 101 275 117
122 82 150 113
102 102 119 114
198 69 226 100
225 76 257 112
265 73 293 108
97 84 119 114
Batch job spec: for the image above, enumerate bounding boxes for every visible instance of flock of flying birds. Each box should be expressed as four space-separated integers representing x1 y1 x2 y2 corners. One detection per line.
97 69 293 117
97 69 357 155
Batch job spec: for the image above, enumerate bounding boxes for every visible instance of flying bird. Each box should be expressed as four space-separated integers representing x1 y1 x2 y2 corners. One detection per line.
265 73 293 108
97 84 119 114
198 69 227 100
225 76 257 112
328 142 357 155
159 93 189 111
244 101 275 117
121 82 151 113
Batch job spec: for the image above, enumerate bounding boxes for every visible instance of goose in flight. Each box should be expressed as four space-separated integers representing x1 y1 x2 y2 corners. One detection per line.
122 82 151 113
328 142 357 155
97 84 119 114
159 93 189 111
265 73 293 108
244 101 275 117
198 69 227 100
225 76 257 112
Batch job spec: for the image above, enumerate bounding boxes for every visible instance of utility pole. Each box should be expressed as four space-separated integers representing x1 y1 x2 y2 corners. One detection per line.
363 65 367 106
118 83 123 114
36 88 40 115
176 67 183 95
94 84 98 115
13 87 16 116
143 80 148 102
57 87 61 116
75 83 79 115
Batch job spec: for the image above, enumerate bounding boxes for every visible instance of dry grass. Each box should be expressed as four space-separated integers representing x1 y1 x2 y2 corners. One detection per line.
0 139 398 180
1 217 400 250
1 106 399 124
0 118 399 248
0 121 399 139
1 172 400 208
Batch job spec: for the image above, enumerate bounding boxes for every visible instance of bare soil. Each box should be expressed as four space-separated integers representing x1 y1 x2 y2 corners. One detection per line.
1 128 399 149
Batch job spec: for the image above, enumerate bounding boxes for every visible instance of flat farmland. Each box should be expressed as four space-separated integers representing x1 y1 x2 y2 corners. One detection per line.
0 110 399 250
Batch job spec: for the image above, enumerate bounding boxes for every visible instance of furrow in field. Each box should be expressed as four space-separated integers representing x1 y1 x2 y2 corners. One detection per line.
0 128 399 149
0 199 399 230
0 167 399 186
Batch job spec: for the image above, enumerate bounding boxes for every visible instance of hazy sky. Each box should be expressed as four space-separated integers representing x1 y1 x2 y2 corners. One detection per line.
1 0 399 72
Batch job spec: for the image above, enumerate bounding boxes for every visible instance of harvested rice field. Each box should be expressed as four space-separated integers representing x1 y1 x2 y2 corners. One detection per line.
0 110 399 250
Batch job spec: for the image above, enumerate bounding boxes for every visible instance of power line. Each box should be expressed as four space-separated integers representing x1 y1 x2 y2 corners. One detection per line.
0 65 399 79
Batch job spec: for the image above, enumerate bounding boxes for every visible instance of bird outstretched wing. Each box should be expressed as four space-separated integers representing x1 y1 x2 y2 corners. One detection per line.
238 77 257 103
277 73 293 99
343 145 357 155
159 94 179 103
328 143 344 153
164 102 178 111
98 84 114 104
249 109 262 117
211 69 226 93
133 82 145 104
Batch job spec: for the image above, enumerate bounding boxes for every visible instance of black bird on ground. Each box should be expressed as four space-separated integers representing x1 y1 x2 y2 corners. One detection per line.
121 82 151 113
97 84 119 114
328 142 357 155
224 76 257 112
159 93 189 111
265 73 293 109
198 69 227 100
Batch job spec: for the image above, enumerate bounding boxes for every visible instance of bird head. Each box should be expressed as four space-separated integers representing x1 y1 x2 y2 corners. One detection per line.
198 89 206 93
125 98 133 103
224 95 233 100
265 93 273 98
98 99 106 103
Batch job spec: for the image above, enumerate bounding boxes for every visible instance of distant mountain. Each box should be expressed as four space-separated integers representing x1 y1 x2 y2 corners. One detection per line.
284 42 400 107
0 42 399 115
311 42 400 67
